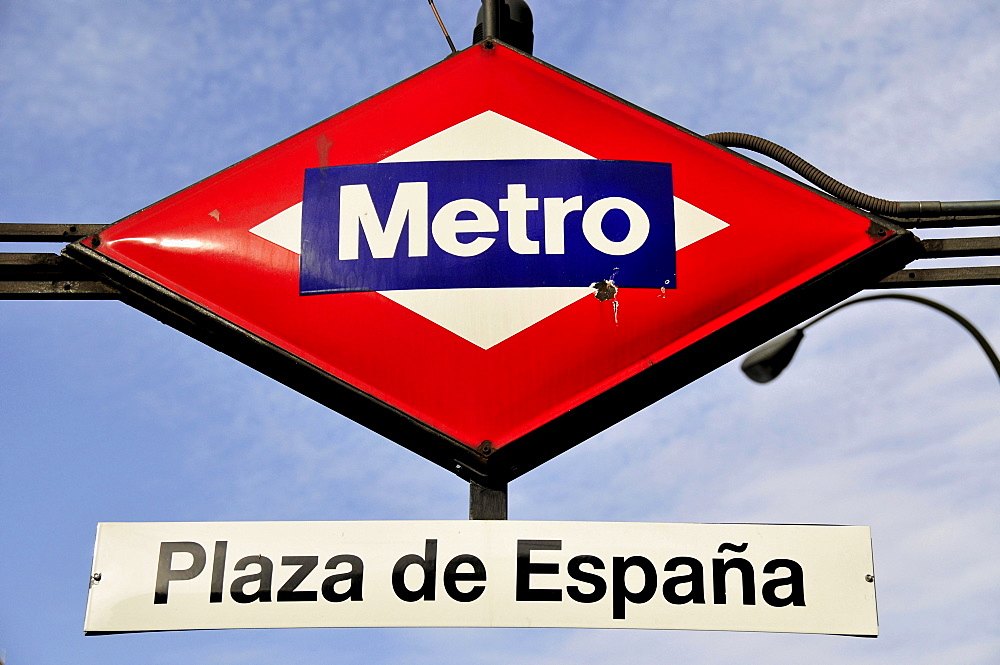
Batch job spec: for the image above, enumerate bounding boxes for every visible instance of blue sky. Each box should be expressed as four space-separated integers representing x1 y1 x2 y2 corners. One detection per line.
2 1 998 663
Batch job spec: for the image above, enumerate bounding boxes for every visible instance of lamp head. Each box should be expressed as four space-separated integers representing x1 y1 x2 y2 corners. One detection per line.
740 329 805 383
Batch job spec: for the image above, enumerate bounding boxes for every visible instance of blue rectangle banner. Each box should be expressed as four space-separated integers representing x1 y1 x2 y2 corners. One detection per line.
300 159 675 294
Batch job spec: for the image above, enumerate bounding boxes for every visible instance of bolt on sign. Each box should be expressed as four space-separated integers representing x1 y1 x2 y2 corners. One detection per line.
66 43 918 484
85 521 878 636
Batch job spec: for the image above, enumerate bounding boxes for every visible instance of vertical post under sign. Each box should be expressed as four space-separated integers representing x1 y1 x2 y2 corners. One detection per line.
469 480 508 519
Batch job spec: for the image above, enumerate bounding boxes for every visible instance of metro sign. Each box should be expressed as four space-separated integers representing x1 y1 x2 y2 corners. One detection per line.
67 43 917 484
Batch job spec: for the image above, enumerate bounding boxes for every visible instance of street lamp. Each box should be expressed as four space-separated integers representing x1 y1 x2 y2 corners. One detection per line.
740 293 1000 385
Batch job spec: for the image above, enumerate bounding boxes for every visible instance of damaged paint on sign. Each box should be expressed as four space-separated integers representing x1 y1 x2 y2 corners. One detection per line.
591 278 618 302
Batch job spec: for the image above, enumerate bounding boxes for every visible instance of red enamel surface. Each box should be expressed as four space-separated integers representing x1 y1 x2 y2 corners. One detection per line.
89 46 888 450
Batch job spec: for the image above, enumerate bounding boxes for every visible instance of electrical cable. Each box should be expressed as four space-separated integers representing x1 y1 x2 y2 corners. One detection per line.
705 131 1000 220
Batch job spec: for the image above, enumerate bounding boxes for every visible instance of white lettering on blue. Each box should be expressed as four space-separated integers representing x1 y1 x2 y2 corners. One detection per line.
542 195 582 255
499 184 540 255
582 197 650 256
338 182 428 260
432 198 499 258
337 182 650 260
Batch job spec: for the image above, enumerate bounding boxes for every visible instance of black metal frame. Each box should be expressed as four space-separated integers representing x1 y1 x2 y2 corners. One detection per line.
8 222 991 297
0 241 118 299
7 41 995 486
874 229 1000 288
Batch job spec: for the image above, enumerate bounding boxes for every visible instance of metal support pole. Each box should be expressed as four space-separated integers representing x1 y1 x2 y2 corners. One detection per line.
0 223 106 242
482 0 499 42
469 480 507 519
0 251 121 299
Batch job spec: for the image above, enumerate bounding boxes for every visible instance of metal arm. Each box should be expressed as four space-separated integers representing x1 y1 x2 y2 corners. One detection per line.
741 293 1000 386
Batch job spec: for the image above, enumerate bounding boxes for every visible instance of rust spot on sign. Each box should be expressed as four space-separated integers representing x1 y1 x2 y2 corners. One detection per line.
316 134 333 167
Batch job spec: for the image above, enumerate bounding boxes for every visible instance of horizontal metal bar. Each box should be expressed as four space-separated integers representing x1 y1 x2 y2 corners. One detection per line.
0 279 120 299
920 236 1000 258
0 252 64 267
0 223 106 242
887 215 1000 229
0 253 96 279
0 252 120 298
876 266 1000 288
936 201 1000 216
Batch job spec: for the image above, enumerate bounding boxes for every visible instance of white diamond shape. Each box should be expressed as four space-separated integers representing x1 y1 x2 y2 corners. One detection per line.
378 286 594 350
250 111 728 349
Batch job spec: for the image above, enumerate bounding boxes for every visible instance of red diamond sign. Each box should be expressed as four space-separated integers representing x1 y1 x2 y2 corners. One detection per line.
68 44 917 484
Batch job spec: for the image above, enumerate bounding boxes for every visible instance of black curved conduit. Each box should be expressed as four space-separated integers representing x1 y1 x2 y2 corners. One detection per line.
705 132 1000 220
740 293 1000 387
804 294 1000 386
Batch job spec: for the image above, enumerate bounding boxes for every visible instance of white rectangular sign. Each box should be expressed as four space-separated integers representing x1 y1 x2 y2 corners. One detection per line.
85 521 877 636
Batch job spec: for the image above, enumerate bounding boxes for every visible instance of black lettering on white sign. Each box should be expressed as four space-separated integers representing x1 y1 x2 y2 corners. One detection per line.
149 538 806 616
